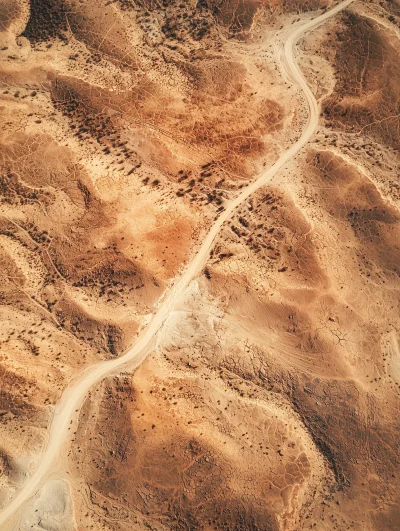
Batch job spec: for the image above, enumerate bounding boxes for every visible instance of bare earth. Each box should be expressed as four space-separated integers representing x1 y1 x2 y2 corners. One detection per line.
0 0 399 530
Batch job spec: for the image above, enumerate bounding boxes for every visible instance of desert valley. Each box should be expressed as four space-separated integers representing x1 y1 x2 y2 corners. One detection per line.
0 0 399 529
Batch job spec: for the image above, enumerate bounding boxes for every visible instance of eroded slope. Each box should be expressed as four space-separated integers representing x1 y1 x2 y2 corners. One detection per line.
1 1 399 530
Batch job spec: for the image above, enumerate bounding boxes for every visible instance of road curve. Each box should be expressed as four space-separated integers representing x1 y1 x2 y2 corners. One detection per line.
0 1 353 527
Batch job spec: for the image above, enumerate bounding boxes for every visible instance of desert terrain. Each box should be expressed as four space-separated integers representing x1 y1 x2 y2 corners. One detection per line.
0 0 399 530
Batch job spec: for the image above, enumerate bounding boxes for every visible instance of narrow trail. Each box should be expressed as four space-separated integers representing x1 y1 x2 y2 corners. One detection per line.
0 1 353 527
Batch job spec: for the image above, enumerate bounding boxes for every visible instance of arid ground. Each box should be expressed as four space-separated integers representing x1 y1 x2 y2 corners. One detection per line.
0 0 399 530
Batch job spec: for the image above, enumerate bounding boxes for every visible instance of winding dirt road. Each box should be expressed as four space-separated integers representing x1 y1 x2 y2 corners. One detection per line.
0 1 353 527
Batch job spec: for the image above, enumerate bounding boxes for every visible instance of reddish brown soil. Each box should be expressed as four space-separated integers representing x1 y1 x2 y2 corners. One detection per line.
0 0 399 530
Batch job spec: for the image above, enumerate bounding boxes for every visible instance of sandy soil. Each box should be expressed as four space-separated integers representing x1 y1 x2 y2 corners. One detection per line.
0 0 399 530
